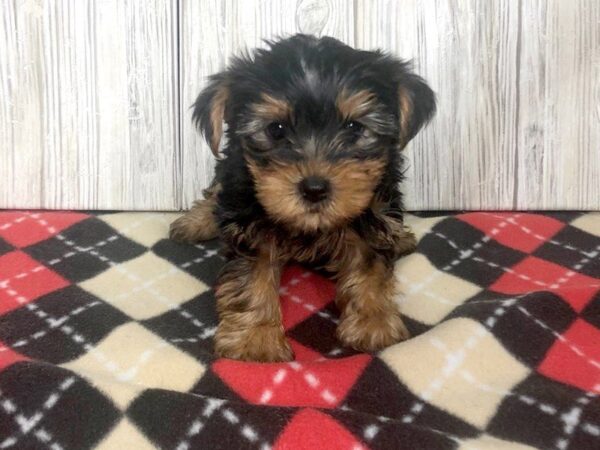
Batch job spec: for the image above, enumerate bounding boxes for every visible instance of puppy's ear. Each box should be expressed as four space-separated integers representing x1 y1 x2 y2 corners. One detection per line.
192 74 229 157
397 74 436 148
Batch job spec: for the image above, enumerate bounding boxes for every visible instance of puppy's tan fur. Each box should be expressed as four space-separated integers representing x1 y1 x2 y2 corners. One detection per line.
247 158 387 233
173 199 416 361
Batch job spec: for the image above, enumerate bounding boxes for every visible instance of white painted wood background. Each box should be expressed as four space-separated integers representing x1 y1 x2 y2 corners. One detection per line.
1 0 599 210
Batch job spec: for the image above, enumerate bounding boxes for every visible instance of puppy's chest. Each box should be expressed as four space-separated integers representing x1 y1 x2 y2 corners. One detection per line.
280 230 345 268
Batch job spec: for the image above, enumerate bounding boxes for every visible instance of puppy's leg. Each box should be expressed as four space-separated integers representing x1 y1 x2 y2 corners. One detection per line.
374 214 417 258
170 183 220 243
335 232 409 352
354 209 417 260
214 246 293 362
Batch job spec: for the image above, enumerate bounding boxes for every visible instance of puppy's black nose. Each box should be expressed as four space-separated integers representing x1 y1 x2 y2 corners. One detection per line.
299 176 330 203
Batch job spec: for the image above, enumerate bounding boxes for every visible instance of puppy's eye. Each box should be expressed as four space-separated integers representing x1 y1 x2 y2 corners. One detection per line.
343 120 364 133
343 120 365 143
266 122 287 141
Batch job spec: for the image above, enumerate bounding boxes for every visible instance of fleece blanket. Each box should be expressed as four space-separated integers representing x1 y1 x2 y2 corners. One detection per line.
0 210 598 450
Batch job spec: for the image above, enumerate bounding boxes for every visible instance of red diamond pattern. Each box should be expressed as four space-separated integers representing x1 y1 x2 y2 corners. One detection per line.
0 211 89 247
459 212 565 253
213 345 371 408
280 265 336 330
538 319 600 393
0 251 69 314
273 408 368 450
490 255 599 312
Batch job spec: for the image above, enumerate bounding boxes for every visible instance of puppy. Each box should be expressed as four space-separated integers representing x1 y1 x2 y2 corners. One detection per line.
171 34 435 362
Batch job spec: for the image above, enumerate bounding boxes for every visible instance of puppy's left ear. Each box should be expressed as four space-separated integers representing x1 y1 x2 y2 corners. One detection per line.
397 74 436 148
192 74 229 157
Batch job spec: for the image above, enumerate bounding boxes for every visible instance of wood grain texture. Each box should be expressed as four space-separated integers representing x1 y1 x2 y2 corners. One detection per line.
179 0 354 208
2 1 598 210
0 0 178 210
516 0 600 209
357 0 521 210
1 0 44 209
356 0 599 210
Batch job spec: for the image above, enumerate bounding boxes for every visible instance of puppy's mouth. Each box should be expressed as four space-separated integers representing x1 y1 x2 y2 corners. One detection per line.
304 203 328 213
302 203 333 222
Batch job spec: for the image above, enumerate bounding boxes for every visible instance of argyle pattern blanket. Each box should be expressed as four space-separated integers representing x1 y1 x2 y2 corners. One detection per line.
0 211 598 450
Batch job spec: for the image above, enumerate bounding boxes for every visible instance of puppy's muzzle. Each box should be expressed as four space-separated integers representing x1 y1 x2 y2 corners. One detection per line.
299 176 330 203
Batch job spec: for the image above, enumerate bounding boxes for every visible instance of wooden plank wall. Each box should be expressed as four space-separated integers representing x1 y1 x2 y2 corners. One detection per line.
0 0 178 210
357 0 600 210
1 0 599 210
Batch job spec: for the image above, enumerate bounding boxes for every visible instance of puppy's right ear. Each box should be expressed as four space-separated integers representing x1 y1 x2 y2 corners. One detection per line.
192 74 229 157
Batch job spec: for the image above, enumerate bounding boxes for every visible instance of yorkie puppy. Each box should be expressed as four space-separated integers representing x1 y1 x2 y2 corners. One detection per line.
170 34 435 362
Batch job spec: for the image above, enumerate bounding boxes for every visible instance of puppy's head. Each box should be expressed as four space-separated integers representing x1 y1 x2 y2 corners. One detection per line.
193 34 435 233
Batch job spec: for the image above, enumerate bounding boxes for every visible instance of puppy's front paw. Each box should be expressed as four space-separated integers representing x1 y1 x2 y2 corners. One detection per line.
214 323 294 362
169 211 218 243
391 227 417 257
169 216 196 243
380 219 417 258
336 311 409 353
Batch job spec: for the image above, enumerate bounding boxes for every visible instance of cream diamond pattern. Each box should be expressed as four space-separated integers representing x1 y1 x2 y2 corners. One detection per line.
62 322 205 396
396 253 482 325
80 252 208 320
95 418 157 450
404 213 448 242
570 213 600 238
381 318 531 429
99 212 183 247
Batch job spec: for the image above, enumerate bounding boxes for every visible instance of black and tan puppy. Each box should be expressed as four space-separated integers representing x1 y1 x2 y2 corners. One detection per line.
171 34 435 362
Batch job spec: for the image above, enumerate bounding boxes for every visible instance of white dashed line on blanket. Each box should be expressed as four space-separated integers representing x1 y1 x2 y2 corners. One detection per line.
169 327 217 343
37 228 217 337
399 295 518 426
0 246 217 388
279 283 339 325
2 286 173 383
24 213 58 234
363 424 379 440
289 361 338 405
517 306 600 371
175 398 225 450
0 301 102 354
2 213 219 354
0 376 74 450
0 214 29 231
400 220 600 442
258 369 288 404
550 249 600 450
430 227 600 291
457 367 600 434
407 214 519 296
176 398 271 450
582 421 600 436
483 213 598 258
